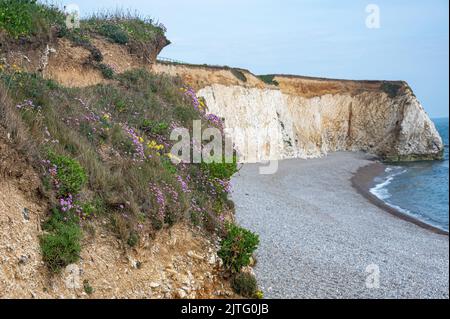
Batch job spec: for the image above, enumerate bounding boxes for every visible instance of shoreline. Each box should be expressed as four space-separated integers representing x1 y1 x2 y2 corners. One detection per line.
351 161 449 236
232 152 449 298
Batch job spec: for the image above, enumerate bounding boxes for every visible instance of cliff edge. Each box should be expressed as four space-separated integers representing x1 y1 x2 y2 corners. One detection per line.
154 62 443 162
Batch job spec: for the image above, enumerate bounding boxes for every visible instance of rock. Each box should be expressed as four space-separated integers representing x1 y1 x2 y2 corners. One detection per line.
64 264 81 289
22 208 30 221
181 286 191 293
196 80 443 162
187 250 204 260
18 255 28 265
179 274 190 285
177 289 187 298
129 258 141 269
149 282 160 288
208 254 217 265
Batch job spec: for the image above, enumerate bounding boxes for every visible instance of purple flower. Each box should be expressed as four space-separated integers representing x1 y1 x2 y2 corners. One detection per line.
177 175 190 193
60 194 74 212
123 125 145 161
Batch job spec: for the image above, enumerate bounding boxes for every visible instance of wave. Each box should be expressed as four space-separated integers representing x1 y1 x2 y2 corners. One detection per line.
370 167 407 200
369 166 448 232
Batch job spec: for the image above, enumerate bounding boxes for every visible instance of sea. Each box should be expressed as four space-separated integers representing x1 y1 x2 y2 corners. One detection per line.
370 118 449 232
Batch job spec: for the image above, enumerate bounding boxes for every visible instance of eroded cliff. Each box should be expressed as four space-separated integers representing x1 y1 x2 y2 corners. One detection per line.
154 63 444 162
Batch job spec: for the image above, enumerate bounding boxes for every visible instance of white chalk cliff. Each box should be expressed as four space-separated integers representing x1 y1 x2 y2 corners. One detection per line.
154 63 443 162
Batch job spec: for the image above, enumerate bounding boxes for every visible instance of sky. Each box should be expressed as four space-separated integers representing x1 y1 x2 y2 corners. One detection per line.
55 0 449 118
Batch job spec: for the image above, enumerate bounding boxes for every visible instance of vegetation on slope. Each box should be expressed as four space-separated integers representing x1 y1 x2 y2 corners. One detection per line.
257 75 279 86
0 2 259 296
380 81 402 98
0 0 168 67
0 0 64 39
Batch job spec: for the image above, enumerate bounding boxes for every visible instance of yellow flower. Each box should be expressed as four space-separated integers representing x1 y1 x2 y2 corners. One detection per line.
147 140 164 151
166 152 181 163
11 64 22 73
139 136 144 143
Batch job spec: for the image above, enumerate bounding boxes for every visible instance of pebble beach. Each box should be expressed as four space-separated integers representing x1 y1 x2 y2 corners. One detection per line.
231 152 449 298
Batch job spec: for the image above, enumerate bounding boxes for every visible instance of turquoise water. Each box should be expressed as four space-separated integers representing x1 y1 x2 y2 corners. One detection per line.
370 118 449 232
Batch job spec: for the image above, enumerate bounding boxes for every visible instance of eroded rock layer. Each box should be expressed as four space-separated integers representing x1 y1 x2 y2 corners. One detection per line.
154 63 443 162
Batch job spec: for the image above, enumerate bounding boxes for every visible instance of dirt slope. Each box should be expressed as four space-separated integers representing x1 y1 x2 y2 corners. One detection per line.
0 130 234 298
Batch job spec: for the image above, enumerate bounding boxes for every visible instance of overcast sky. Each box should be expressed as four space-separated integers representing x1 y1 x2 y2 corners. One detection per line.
57 0 449 118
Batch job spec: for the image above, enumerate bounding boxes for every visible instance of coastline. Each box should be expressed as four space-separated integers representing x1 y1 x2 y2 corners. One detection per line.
232 152 449 298
351 162 449 236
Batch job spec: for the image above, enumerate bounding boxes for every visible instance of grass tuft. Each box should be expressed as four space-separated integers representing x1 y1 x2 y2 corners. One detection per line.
40 209 81 273
231 272 258 298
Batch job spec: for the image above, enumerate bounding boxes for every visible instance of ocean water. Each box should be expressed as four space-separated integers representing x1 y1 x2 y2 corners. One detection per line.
370 118 449 232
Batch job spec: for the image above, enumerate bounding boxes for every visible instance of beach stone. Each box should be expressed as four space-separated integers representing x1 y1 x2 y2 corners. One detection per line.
232 152 449 299
149 282 160 288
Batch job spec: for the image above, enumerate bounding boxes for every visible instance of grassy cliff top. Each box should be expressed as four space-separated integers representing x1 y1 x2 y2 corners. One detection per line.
0 0 168 50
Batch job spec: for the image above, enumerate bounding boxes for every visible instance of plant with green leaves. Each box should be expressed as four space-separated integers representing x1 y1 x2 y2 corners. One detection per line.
48 152 87 196
231 272 258 298
218 223 259 273
40 209 82 272
0 0 64 38
201 155 238 180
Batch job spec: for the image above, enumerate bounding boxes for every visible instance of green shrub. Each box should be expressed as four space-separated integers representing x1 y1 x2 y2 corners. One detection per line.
81 197 105 217
48 152 87 196
258 75 279 86
231 69 247 82
174 105 198 123
201 157 238 180
127 231 139 247
140 119 169 135
161 157 177 175
83 13 166 44
218 223 259 273
98 63 115 79
231 272 258 298
83 280 94 295
97 23 129 44
116 17 166 42
40 210 82 273
114 98 127 112
381 82 402 98
0 0 64 38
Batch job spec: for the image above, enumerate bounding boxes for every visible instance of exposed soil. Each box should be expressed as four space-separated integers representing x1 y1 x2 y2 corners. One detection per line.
0 130 235 299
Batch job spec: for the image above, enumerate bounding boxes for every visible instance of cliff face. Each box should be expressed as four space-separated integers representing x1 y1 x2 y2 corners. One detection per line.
154 63 443 162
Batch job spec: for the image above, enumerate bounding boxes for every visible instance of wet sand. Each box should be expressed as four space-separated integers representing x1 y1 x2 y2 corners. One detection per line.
351 162 449 236
231 152 449 298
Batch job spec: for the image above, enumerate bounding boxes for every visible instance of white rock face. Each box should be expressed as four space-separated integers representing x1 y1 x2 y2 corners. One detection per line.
198 84 443 162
